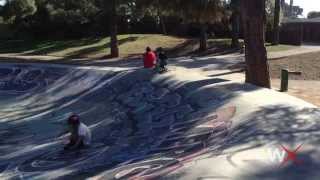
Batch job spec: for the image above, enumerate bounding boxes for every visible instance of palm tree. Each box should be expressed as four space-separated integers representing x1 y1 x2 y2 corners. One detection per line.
110 0 119 58
240 0 271 88
272 0 281 45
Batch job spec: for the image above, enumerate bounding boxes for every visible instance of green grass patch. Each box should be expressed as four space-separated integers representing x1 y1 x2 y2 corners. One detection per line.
0 34 186 59
0 35 299 59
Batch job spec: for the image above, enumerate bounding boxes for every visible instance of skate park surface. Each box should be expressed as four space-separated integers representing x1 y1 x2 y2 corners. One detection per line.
0 60 320 180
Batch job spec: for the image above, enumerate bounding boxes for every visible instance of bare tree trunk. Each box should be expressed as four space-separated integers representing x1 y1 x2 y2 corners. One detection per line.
289 0 293 17
231 13 240 48
199 23 208 51
231 0 240 49
110 0 119 58
273 0 281 45
241 0 271 88
159 16 167 35
281 0 285 9
157 0 167 35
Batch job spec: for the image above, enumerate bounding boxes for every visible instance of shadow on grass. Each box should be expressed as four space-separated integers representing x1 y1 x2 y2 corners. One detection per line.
166 39 199 57
29 36 139 58
0 38 104 54
166 38 240 58
0 36 139 58
23 38 103 56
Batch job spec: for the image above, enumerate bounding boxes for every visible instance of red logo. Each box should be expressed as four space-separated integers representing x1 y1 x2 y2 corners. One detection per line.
280 144 303 166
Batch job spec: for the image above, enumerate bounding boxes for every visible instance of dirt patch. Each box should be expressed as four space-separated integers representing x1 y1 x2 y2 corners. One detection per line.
271 79 320 107
269 51 320 80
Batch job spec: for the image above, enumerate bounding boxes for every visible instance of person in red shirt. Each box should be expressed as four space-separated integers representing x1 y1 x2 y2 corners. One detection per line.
143 47 157 68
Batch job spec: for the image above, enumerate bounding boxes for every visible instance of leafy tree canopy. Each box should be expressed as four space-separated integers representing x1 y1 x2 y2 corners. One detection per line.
3 0 37 22
308 11 320 19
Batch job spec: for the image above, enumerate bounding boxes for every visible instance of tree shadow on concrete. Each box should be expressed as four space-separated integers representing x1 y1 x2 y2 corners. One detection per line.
209 69 245 78
239 150 320 180
215 105 320 179
224 106 320 151
157 105 320 179
51 55 245 79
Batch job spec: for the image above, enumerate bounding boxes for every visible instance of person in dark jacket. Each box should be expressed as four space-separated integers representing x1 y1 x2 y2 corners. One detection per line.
156 47 168 73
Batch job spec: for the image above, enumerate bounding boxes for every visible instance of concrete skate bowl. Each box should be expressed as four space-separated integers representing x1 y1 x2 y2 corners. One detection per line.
0 63 243 179
1 63 320 180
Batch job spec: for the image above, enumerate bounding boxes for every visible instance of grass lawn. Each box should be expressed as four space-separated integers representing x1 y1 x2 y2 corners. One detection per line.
0 34 187 59
0 34 299 59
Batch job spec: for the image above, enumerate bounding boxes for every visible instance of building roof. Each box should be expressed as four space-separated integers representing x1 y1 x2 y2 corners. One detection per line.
283 17 320 24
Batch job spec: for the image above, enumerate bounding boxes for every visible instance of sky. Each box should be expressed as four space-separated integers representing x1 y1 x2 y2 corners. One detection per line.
286 0 320 17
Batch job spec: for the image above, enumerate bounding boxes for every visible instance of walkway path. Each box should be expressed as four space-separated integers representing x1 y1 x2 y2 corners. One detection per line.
268 44 320 59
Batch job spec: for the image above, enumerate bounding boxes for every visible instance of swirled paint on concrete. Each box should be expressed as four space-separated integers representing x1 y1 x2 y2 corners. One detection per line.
0 64 236 179
0 65 66 94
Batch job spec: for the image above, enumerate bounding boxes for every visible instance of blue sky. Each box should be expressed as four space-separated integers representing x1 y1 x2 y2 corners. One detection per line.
286 0 320 17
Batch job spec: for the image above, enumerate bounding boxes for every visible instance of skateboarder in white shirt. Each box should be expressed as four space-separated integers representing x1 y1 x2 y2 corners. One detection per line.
64 114 91 150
